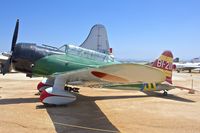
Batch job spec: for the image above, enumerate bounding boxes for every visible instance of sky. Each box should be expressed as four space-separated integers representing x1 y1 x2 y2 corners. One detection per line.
0 0 200 60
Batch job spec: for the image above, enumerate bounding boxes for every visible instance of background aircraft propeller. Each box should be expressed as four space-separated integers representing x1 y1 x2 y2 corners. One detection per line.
1 19 19 75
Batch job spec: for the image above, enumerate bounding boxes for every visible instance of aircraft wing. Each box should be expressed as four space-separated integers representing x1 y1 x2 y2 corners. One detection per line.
0 54 9 64
53 63 166 84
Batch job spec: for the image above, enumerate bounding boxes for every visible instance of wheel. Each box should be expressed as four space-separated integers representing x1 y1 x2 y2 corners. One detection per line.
163 91 168 96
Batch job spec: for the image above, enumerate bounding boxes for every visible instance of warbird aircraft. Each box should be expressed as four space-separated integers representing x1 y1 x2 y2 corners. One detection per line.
173 57 200 73
2 20 175 105
174 61 200 73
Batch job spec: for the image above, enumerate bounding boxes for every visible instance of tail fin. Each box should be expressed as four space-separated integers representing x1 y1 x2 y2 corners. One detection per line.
152 51 173 84
80 24 110 54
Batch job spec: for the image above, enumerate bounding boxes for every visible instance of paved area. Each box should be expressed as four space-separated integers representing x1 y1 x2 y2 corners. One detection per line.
0 72 200 133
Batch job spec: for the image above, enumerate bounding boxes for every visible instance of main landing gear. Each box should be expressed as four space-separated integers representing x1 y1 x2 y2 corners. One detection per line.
38 76 81 105
40 87 76 105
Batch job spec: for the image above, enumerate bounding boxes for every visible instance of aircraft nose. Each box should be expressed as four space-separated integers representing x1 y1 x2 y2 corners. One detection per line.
11 43 37 74
12 43 36 61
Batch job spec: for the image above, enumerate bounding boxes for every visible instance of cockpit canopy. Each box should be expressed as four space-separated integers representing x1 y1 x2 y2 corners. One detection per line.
59 44 114 62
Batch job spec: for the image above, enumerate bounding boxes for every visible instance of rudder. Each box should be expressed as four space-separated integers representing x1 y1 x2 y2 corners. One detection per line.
152 51 173 84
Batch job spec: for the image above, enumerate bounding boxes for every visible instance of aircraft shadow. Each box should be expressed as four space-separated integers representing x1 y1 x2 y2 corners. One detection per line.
0 92 194 133
75 91 194 103
83 95 148 101
37 92 195 133
37 94 120 133
142 91 195 103
0 97 39 105
0 91 193 105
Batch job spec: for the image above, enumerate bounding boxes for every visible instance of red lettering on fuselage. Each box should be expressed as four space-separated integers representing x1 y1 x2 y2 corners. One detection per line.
156 59 173 71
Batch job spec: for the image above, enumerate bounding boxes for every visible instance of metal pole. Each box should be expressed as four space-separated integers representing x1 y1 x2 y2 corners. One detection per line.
191 74 193 90
189 74 195 94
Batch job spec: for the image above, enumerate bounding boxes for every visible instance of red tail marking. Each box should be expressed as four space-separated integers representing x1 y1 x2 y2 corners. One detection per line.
152 51 173 84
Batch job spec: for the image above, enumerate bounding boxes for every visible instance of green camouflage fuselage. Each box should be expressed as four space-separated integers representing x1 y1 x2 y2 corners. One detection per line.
12 43 117 77
33 53 117 76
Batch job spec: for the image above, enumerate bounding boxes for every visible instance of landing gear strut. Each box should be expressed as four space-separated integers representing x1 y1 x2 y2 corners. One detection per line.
163 90 168 96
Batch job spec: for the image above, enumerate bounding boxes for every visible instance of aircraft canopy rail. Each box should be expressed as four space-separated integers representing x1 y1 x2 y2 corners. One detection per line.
59 44 114 62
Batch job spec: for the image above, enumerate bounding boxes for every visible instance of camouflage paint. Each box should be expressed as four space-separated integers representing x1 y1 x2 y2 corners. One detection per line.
104 51 174 91
33 53 117 76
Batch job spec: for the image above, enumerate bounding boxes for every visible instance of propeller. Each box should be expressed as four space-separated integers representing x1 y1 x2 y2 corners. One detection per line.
1 19 19 75
11 19 19 52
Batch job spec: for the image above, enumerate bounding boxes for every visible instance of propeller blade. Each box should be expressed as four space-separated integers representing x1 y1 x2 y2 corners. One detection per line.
11 19 19 52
